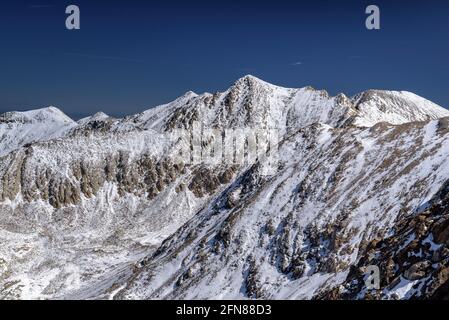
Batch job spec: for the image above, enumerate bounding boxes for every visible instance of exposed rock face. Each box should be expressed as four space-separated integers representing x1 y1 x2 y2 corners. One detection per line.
1 76 449 300
0 137 184 208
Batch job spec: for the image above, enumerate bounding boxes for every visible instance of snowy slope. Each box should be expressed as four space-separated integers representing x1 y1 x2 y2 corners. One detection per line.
0 76 449 300
117 119 449 300
352 90 449 127
0 107 76 157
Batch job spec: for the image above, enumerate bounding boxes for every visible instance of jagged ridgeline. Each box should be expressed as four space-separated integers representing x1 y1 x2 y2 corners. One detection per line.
1 76 449 299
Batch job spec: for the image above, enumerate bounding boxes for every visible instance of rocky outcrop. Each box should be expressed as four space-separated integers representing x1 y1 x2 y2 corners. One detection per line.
0 146 187 209
319 181 449 300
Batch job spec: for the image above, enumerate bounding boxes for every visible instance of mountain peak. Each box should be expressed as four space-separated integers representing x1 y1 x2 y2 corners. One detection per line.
2 77 449 301
237 74 261 82
173 91 199 104
77 111 111 125
0 106 77 157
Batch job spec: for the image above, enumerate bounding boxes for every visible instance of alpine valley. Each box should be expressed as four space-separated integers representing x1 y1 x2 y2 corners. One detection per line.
1 75 449 300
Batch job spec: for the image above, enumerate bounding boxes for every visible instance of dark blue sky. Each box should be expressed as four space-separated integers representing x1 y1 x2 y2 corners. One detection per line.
0 0 448 119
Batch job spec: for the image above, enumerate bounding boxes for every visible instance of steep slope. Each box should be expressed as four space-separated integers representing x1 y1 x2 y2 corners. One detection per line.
320 163 449 300
0 76 449 300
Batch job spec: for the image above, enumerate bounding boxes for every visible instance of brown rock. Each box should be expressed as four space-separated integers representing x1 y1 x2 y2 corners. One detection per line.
431 218 449 244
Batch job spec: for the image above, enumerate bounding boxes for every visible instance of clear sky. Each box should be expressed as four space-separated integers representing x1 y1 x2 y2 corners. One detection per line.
0 0 448 119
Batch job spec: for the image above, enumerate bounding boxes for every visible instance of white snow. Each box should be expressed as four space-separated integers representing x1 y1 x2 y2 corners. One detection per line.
1 76 449 300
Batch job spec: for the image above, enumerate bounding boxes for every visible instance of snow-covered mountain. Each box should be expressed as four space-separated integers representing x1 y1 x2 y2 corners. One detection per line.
1 76 449 300
0 107 77 157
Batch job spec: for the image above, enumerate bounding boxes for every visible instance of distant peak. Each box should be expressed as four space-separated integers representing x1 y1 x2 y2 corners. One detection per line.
233 75 309 92
77 111 111 125
34 106 74 122
234 75 268 86
239 74 261 81
174 91 198 103
352 89 437 106
31 106 65 114
350 89 449 127
0 106 74 124
230 75 290 94
183 90 198 97
92 111 109 119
